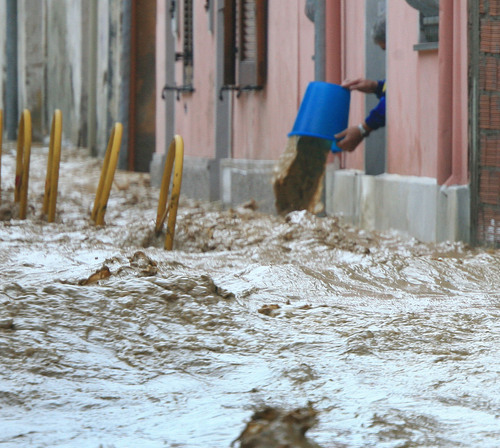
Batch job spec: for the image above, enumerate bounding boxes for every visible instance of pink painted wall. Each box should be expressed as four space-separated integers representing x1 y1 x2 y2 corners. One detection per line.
174 1 216 159
232 0 314 160
155 0 469 185
386 0 439 177
386 0 468 182
155 0 314 161
155 0 217 159
330 0 468 184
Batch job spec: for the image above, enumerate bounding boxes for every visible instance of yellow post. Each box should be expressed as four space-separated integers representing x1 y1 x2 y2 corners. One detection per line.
15 110 32 219
43 109 63 222
155 134 184 250
91 122 123 226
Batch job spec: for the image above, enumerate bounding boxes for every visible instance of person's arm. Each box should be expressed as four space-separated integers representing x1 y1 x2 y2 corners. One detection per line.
335 79 386 152
365 96 386 130
341 78 378 94
334 121 372 152
334 97 385 152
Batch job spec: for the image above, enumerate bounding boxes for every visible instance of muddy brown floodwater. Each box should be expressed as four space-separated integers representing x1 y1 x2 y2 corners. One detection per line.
1 143 500 447
273 136 330 215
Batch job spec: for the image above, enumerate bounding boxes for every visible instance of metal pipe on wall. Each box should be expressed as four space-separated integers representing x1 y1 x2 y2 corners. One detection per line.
6 0 18 140
469 0 480 244
436 0 453 185
314 0 326 82
164 0 176 162
325 0 342 84
87 0 98 156
120 0 131 171
211 0 232 201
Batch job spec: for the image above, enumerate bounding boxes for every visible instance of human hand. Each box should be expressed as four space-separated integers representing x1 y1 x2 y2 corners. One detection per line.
341 78 378 93
334 126 365 152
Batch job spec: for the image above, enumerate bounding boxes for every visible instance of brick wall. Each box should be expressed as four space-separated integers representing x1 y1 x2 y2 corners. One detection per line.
477 0 500 245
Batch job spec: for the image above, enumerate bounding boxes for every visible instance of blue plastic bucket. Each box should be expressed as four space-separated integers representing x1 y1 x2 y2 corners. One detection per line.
288 81 350 152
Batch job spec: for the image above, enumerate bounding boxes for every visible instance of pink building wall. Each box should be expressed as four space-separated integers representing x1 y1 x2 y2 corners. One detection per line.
174 1 216 159
156 0 469 185
325 0 469 186
386 0 468 184
386 1 439 178
155 0 314 162
232 0 314 160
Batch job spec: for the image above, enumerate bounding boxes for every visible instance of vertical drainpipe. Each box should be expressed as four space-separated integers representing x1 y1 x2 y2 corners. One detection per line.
212 0 231 201
469 0 480 244
164 0 175 149
120 0 132 171
325 0 342 84
6 0 18 140
314 0 326 81
437 0 453 185
87 0 98 156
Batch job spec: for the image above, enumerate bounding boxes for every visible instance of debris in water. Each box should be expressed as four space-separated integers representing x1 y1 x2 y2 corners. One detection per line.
128 251 158 276
232 406 322 448
241 199 259 211
258 304 281 317
0 203 14 221
78 266 112 285
273 136 330 215
0 318 14 330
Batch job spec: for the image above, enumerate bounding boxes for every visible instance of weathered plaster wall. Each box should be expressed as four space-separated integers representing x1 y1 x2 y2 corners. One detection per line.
95 0 131 161
386 0 439 178
386 0 468 183
45 0 89 146
173 1 216 159
0 0 129 163
155 0 315 162
18 0 46 141
232 0 314 161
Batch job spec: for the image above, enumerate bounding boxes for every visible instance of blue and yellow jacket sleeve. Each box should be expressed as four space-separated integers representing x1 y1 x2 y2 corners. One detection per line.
365 80 386 130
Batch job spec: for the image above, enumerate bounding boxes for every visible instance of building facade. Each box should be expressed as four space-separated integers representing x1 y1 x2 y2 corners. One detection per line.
154 0 480 244
1 0 498 246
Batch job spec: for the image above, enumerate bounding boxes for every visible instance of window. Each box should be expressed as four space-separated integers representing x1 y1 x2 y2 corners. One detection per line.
415 13 439 50
404 0 439 51
183 0 194 85
223 0 267 88
162 0 194 100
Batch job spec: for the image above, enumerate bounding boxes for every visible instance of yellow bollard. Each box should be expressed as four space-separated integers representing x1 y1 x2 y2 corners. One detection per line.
15 110 32 219
91 122 123 226
155 134 184 250
0 109 3 203
43 109 63 222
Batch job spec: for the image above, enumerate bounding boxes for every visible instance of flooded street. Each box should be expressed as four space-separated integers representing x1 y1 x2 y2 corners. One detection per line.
1 144 500 447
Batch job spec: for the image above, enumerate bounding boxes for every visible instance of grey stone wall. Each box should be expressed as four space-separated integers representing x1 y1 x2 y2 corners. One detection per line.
45 0 88 145
0 0 128 162
326 169 470 243
0 1 6 118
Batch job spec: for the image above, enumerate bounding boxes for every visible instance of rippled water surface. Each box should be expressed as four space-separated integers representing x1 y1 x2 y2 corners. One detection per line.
1 144 500 447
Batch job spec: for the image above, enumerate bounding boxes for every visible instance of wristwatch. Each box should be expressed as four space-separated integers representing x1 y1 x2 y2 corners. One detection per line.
358 123 369 138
